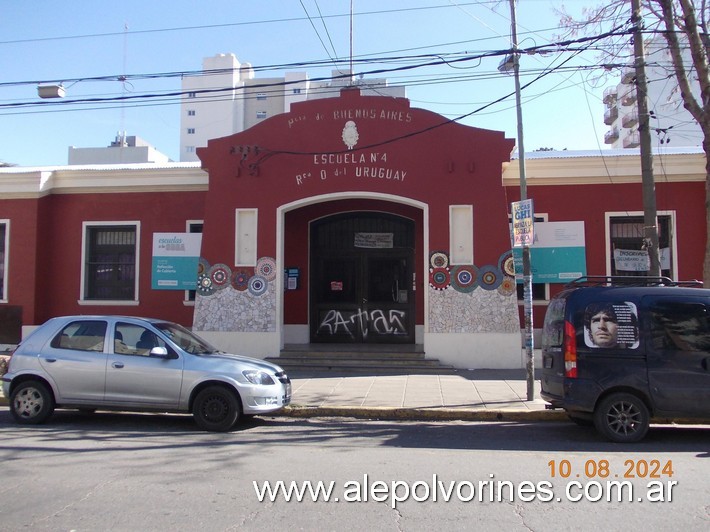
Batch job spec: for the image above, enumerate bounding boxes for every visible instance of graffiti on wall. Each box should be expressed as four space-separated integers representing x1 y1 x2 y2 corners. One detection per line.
317 307 408 338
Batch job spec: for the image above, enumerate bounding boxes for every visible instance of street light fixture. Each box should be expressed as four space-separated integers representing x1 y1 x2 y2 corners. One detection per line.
37 84 66 99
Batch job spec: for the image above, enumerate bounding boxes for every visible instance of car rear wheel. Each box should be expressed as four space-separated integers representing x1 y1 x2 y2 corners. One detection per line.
594 393 650 443
10 380 55 425
192 386 241 432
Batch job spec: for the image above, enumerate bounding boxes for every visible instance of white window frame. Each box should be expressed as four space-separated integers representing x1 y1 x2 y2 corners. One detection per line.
256 111 267 119
79 221 140 306
449 205 473 265
187 109 196 116
235 209 258 266
256 93 267 100
0 219 9 303
187 128 195 135
604 210 678 278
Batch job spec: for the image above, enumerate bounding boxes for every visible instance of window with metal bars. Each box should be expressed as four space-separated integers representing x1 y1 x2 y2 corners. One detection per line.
609 215 672 277
85 225 136 300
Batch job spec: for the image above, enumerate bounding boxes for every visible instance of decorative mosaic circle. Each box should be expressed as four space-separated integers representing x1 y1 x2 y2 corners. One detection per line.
208 263 232 290
429 267 450 290
256 256 277 281
498 250 516 277
450 265 479 293
497 275 517 296
430 252 449 269
478 265 503 290
196 273 215 296
248 275 268 296
231 268 253 291
197 258 210 276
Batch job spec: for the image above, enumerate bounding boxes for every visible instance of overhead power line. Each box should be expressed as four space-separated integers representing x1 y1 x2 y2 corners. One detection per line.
0 28 636 115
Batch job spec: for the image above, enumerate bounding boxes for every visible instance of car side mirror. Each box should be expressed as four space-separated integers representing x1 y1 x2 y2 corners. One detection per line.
149 346 177 359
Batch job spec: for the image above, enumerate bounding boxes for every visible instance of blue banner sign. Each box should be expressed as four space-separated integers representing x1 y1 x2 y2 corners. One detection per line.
513 221 586 283
152 233 202 290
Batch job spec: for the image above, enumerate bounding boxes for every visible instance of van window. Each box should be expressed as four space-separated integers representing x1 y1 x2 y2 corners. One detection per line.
649 302 710 351
542 298 566 348
583 301 639 349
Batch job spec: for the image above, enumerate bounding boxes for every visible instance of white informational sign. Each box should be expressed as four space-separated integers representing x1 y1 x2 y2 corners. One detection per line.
613 249 651 272
613 248 671 272
511 199 534 247
354 232 394 248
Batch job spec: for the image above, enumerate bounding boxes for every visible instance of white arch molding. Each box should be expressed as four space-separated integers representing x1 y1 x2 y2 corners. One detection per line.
276 191 430 350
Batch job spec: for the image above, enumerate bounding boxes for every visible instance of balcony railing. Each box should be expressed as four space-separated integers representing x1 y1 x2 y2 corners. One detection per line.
623 131 640 148
604 106 619 125
603 87 618 105
620 87 637 106
620 66 635 84
621 109 639 128
604 128 620 144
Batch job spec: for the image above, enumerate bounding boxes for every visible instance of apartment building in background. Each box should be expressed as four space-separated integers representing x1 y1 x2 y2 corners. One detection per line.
179 53 406 162
603 35 703 149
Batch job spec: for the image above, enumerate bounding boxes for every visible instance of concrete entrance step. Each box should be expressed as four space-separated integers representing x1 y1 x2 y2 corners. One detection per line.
266 344 457 375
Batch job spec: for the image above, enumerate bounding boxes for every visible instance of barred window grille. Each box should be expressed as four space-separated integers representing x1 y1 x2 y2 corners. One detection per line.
86 226 136 300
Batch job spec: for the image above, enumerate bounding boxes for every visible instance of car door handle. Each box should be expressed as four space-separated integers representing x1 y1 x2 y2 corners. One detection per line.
41 356 57 363
112 362 124 369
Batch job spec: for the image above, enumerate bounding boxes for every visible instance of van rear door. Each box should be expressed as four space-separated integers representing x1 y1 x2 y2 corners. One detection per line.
540 296 567 402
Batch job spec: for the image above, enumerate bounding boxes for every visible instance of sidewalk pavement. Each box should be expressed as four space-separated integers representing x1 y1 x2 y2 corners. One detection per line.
0 369 569 422
282 369 566 422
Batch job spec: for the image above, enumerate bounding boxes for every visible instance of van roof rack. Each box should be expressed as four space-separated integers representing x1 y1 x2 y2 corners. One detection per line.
565 276 704 288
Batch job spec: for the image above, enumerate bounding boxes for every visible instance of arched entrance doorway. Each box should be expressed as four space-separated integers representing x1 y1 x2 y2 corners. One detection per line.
310 212 415 344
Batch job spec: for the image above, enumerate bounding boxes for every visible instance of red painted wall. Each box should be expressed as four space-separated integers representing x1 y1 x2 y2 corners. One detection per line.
198 90 515 264
31 191 206 326
198 89 515 329
0 197 43 325
506 179 706 325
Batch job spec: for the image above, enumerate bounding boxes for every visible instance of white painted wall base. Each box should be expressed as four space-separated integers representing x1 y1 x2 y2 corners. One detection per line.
424 332 523 369
196 331 281 360
283 324 309 344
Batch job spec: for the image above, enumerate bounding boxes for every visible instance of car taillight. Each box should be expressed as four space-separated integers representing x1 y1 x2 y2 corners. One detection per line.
563 320 577 378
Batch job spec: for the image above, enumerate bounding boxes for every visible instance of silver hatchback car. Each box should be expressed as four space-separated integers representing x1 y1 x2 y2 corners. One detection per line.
1 316 291 431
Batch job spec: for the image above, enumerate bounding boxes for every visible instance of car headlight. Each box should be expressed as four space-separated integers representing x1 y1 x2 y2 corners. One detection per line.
242 370 275 385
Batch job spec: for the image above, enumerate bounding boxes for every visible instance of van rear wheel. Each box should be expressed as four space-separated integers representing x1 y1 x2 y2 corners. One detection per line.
594 393 649 443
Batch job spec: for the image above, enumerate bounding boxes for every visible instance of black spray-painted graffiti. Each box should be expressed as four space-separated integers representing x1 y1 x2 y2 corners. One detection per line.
317 308 408 338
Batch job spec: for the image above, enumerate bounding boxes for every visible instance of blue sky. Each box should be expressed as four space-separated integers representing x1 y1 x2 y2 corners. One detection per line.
0 0 616 167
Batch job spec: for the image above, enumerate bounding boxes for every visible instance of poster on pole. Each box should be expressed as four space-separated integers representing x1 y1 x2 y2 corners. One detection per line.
151 233 202 290
511 199 534 247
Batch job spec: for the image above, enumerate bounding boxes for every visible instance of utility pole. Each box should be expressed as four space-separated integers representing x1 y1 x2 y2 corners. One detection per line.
631 0 661 276
507 0 535 401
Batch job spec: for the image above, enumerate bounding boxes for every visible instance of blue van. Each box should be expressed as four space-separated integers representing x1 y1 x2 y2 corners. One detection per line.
540 276 710 442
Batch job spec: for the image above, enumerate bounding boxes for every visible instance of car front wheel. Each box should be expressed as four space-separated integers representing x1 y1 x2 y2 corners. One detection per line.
594 393 650 443
192 386 241 432
10 380 55 425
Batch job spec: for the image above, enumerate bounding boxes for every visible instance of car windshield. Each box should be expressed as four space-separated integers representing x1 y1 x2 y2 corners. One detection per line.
154 321 219 355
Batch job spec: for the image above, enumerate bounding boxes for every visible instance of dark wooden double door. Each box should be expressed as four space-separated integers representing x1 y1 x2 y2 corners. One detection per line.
310 213 415 344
